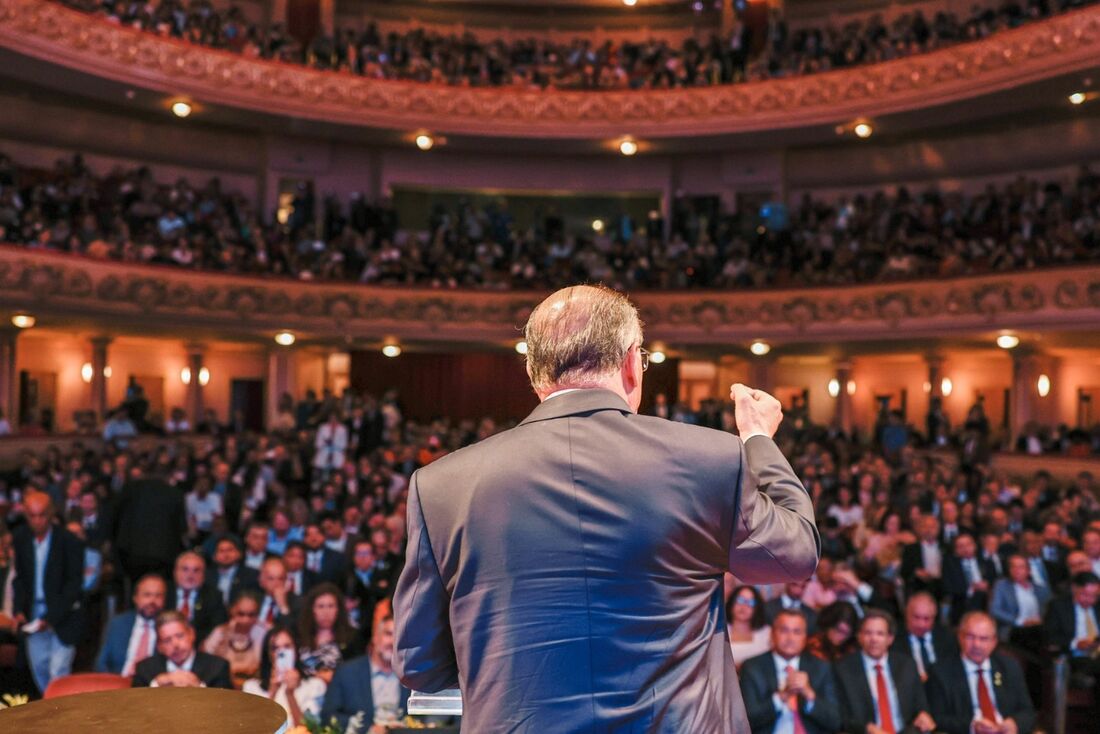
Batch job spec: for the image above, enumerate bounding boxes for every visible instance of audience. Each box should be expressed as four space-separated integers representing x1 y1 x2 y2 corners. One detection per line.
296 583 357 684
59 0 1095 90
201 589 266 688
242 625 327 729
130 610 232 688
95 573 166 675
726 584 773 667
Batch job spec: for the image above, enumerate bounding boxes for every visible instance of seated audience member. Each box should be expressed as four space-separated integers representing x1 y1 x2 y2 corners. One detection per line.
927 611 1036 734
243 625 327 729
764 580 818 633
202 590 267 687
739 610 842 734
0 529 14 639
283 541 319 596
1044 571 1100 690
990 555 1050 647
210 535 260 607
168 551 227 643
806 601 860 663
131 611 232 689
978 531 1009 579
835 610 936 734
303 521 346 585
727 585 772 667
298 583 358 683
346 538 391 635
942 533 993 624
1019 529 1062 592
803 557 879 615
258 557 297 627
321 606 411 730
900 515 944 599
889 592 958 683
95 574 166 675
266 509 302 556
243 521 272 570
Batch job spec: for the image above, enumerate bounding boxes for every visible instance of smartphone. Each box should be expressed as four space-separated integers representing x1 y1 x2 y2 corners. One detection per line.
274 648 295 672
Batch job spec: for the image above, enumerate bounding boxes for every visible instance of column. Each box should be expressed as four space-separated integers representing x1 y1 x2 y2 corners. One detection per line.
747 355 776 395
926 353 944 399
185 343 206 429
1011 351 1058 442
0 328 17 426
720 0 735 36
90 336 112 419
267 348 297 429
834 360 853 434
319 0 334 37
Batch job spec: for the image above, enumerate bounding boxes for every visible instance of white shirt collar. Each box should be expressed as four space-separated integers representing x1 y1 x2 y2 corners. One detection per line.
167 651 197 672
862 652 889 672
773 653 800 673
545 388 582 401
962 656 989 674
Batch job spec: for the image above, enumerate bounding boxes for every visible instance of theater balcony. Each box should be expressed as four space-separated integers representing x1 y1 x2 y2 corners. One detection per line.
0 0 1099 146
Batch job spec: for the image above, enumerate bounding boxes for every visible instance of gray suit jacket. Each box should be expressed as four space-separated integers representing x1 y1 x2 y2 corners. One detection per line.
394 388 819 733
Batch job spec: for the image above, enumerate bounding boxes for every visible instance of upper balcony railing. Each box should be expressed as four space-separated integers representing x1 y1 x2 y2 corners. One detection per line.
0 0 1099 138
3 245 1099 346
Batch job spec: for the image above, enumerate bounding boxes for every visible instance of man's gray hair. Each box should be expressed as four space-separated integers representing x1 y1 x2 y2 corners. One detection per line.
524 285 643 393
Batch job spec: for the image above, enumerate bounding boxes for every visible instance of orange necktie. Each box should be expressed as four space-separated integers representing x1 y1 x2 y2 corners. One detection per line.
785 665 808 734
875 663 897 734
180 591 191 619
976 667 998 722
125 620 153 676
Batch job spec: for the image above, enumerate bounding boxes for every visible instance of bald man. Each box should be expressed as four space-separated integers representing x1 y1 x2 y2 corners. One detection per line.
13 492 85 693
395 285 820 733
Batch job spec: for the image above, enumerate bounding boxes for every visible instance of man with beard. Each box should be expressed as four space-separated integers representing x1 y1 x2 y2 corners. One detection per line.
321 607 411 729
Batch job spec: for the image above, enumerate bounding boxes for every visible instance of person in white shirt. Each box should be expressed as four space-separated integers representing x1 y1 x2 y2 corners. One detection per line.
243 626 327 729
185 477 223 542
313 413 349 475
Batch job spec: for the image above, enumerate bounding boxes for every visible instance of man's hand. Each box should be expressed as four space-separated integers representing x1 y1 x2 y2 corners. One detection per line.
913 711 935 733
866 725 886 734
153 670 201 687
730 384 783 439
973 717 1001 734
786 670 815 702
999 717 1019 734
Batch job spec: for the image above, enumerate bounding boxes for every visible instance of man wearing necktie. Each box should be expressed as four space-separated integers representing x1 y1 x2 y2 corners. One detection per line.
944 534 991 624
95 574 167 675
168 551 225 644
927 612 1036 734
890 593 957 683
835 611 935 734
739 610 841 734
764 581 818 634
1043 572 1100 714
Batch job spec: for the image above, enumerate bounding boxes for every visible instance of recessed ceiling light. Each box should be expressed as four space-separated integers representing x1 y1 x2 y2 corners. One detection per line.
619 138 638 156
1070 92 1087 105
749 340 771 356
415 134 434 151
274 331 296 346
853 122 873 139
171 101 192 118
996 334 1020 349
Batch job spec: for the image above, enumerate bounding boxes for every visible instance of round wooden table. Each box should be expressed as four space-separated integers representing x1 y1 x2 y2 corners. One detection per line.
0 687 288 733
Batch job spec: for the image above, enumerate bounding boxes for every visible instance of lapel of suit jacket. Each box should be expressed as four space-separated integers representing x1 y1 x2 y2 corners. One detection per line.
847 655 877 722
518 388 632 426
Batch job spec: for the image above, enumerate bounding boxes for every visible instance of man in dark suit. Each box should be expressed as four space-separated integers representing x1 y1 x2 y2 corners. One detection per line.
167 551 226 643
900 515 945 599
764 580 818 634
95 573 166 675
927 611 1036 734
131 610 232 689
111 473 186 586
834 610 936 734
303 522 346 585
257 556 298 627
12 492 85 693
1019 529 1064 592
283 542 320 597
209 536 260 607
942 533 993 624
890 592 958 682
393 285 820 733
739 610 840 734
347 538 393 639
1043 571 1100 697
321 608 412 729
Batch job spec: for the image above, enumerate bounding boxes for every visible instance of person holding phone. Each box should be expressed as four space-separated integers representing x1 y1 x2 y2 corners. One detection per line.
242 625 327 729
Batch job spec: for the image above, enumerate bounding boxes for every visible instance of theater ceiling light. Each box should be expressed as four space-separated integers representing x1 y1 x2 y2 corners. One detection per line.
382 344 402 358
10 313 35 329
415 134 435 151
853 122 873 139
622 0 637 5
1069 92 1087 105
619 138 639 156
996 334 1020 349
1037 374 1051 397
171 101 192 118
649 350 667 365
515 341 528 355
749 340 771 356
592 219 605 233
274 331 296 346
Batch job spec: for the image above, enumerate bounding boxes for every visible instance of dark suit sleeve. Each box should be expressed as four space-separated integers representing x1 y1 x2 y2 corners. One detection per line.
728 436 820 584
95 618 123 673
205 656 233 689
833 658 868 734
926 665 969 734
804 660 842 734
393 472 459 692
738 656 780 733
131 659 155 687
1043 599 1073 653
321 662 364 729
1000 656 1036 734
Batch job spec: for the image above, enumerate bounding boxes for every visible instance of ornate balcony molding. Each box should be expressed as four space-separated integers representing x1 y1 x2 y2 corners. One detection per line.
0 0 1099 138
2 246 1099 346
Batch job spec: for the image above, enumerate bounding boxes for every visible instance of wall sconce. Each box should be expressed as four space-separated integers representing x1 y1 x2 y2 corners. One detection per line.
846 380 856 396
81 362 93 383
827 379 840 398
515 341 528 355
941 377 954 397
181 367 211 386
382 344 402 358
1037 374 1051 397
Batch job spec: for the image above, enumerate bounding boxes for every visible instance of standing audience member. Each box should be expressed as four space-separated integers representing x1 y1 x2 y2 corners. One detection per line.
112 470 186 586
13 492 84 693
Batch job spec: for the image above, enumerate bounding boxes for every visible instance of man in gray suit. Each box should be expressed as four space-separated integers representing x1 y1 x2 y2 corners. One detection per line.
394 285 820 732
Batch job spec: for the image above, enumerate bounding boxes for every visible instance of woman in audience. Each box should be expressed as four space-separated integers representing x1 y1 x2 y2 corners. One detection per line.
242 625 327 728
202 590 267 688
725 585 771 667
861 511 914 579
805 601 859 662
297 583 358 684
825 485 863 529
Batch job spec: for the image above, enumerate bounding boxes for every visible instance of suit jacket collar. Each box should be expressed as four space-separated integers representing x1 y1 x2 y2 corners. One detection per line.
518 388 632 426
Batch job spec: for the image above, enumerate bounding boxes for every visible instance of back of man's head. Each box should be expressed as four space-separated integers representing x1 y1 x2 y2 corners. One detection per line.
524 285 642 394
